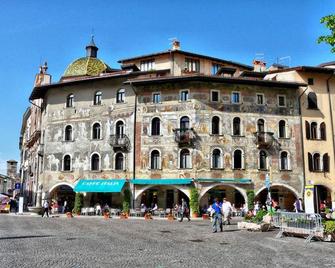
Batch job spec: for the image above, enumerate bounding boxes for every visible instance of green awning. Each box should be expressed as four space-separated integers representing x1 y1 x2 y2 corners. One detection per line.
74 179 126 193
131 179 192 185
197 178 252 184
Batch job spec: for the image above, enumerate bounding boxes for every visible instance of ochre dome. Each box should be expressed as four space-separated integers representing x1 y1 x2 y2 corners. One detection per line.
62 57 111 78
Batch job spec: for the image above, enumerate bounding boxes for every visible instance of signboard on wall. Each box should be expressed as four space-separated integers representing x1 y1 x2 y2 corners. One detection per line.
304 185 314 214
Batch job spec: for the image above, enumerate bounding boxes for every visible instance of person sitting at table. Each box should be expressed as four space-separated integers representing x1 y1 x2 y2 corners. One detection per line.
151 203 158 215
95 203 102 215
140 203 147 216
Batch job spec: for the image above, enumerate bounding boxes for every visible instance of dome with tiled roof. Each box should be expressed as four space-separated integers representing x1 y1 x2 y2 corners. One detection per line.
61 37 112 79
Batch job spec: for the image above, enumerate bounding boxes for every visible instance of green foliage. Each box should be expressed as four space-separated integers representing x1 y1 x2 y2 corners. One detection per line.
189 187 199 214
73 193 83 214
323 220 335 234
122 188 131 213
251 210 267 224
247 190 255 210
318 15 335 53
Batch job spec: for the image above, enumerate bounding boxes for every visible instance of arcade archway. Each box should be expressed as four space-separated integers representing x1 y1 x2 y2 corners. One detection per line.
49 183 75 213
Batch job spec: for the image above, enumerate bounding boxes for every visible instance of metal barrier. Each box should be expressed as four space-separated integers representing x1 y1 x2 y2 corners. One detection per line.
274 212 324 243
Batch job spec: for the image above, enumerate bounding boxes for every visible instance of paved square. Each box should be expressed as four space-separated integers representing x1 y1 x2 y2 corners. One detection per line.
0 215 334 268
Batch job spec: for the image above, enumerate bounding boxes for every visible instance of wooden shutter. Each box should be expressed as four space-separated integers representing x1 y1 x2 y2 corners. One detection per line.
308 153 313 171
305 121 310 140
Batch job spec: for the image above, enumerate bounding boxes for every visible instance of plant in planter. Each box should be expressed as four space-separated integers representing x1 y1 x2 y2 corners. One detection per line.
323 220 335 241
247 190 255 211
66 211 73 218
189 187 199 218
103 212 110 219
121 188 131 218
144 212 153 220
72 193 83 216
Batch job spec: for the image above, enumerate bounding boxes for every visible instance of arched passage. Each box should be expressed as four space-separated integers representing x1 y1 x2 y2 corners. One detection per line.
314 185 332 214
255 184 298 211
49 182 75 213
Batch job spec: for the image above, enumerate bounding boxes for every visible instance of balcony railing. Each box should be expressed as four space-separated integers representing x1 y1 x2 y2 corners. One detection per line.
254 131 275 149
174 128 196 146
110 134 131 151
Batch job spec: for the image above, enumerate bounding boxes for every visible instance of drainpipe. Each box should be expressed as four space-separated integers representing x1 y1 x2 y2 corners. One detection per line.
130 82 137 209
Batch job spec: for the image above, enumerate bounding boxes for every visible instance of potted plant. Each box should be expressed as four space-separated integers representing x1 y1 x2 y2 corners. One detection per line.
121 188 131 219
202 213 209 220
73 193 83 216
247 190 255 211
66 211 73 218
103 212 110 219
144 212 153 220
323 220 335 241
189 187 199 218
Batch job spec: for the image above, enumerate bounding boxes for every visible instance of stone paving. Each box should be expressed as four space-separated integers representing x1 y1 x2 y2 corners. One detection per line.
0 214 334 268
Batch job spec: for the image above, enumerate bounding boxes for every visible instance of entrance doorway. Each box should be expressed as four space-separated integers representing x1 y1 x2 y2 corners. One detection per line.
49 184 75 213
314 185 331 213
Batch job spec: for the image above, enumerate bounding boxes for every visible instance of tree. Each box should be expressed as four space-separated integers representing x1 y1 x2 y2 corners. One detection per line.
73 193 83 214
189 187 199 215
318 15 335 53
247 190 255 210
122 188 131 214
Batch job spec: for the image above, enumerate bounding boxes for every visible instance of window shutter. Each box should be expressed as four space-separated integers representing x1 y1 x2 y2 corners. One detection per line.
305 121 310 140
158 156 161 170
210 154 213 169
323 154 329 172
308 153 313 171
187 153 192 169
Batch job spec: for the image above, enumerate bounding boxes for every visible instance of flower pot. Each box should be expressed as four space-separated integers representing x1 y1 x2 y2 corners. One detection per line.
167 214 174 221
104 213 110 219
192 213 198 218
120 213 128 219
144 213 153 220
202 214 209 220
66 212 73 218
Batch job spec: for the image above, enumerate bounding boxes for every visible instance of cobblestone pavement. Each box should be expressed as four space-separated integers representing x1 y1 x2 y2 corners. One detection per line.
0 215 334 268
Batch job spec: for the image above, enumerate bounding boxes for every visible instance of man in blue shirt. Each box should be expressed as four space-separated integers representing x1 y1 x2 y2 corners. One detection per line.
212 198 223 233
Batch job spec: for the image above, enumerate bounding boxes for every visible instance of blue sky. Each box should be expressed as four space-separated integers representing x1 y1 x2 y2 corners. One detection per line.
0 0 333 173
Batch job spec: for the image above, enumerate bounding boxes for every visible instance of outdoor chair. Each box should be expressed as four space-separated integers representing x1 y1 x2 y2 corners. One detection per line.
81 207 87 215
88 207 95 215
129 209 137 217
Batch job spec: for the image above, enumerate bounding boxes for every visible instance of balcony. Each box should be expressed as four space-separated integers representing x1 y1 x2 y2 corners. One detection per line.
174 128 196 146
254 132 275 149
110 134 131 151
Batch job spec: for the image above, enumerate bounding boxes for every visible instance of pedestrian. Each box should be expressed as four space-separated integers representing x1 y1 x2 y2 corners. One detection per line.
221 198 232 225
211 198 223 233
62 200 67 214
41 200 49 218
293 198 303 213
179 198 190 222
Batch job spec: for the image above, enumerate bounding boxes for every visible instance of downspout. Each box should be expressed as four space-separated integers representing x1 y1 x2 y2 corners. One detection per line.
130 82 138 209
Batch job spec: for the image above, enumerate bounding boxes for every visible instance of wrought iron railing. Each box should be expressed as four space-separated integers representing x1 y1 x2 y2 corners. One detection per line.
173 128 195 146
254 131 274 149
110 134 131 151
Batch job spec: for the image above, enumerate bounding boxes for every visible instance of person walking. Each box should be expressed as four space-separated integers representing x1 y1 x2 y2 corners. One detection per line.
41 200 49 218
212 198 223 233
221 198 232 225
293 198 303 213
179 198 190 222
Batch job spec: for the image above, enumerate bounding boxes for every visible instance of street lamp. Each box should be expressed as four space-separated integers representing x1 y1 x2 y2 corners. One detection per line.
3 179 7 194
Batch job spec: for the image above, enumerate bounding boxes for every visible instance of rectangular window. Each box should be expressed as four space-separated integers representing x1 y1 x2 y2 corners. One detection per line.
180 90 189 102
140 59 155 71
152 92 161 104
308 78 314 85
184 58 200 72
231 92 240 104
278 95 286 107
211 90 219 102
211 63 222 75
256 94 264 105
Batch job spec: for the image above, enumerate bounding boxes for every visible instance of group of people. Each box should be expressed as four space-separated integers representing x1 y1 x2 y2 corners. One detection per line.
208 198 233 233
41 199 68 217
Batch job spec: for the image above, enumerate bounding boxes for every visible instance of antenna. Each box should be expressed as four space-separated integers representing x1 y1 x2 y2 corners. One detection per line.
255 52 265 60
278 56 291 67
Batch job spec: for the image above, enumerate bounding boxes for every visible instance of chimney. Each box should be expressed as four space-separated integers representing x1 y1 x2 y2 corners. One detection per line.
7 160 17 179
34 62 52 87
172 40 181 51
253 59 266 72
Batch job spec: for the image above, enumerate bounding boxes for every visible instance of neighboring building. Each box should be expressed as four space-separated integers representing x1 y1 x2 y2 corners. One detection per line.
26 39 305 212
266 65 335 212
0 160 19 195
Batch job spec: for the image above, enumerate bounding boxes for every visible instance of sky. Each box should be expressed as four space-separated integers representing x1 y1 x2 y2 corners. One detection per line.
0 0 333 173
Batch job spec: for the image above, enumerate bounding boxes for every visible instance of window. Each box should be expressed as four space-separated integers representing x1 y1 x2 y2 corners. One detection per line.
151 117 161 136
308 78 314 85
259 150 268 170
320 122 326 140
152 92 161 103
309 152 329 172
91 153 100 171
115 152 124 170
212 149 222 169
307 92 317 109
310 122 317 140
231 92 240 104
184 58 200 72
63 155 71 171
211 116 220 135
256 94 264 105
150 150 160 170
180 90 189 102
233 117 241 136
278 120 286 138
280 152 289 170
116 89 125 103
140 59 155 71
313 153 321 171
211 90 219 102
180 149 191 169
180 116 190 130
116 121 125 137
211 64 222 75
278 95 286 107
65 125 73 141
94 91 102 105
257 119 265 132
66 94 74 108
92 123 101 140
323 153 330 172
233 149 243 169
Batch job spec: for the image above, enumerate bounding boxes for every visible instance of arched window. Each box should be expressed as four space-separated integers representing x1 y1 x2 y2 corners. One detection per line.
259 150 268 170
63 155 71 171
94 91 102 105
150 150 160 170
212 149 222 169
257 119 265 132
307 92 317 109
313 153 320 171
92 123 101 139
211 116 220 135
65 125 73 141
233 117 241 136
280 151 288 170
180 149 191 169
66 94 74 108
305 121 310 140
233 149 243 169
151 117 161 136
116 89 125 103
115 152 124 170
278 120 286 138
180 116 190 130
311 122 317 139
323 153 330 172
116 121 125 137
320 122 326 140
91 153 100 171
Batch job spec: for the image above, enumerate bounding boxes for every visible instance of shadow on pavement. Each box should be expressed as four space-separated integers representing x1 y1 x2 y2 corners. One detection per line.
0 235 53 240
